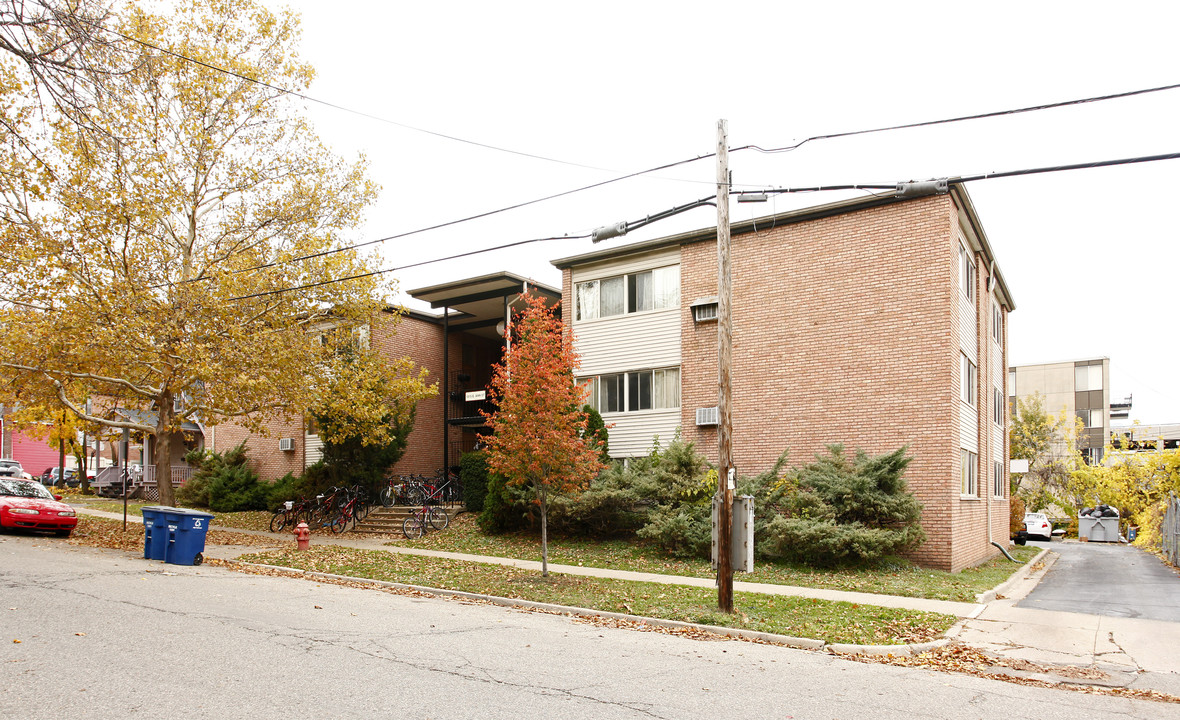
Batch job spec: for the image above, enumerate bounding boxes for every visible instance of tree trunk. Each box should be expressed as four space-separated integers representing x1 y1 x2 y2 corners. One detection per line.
539 483 548 578
155 406 175 507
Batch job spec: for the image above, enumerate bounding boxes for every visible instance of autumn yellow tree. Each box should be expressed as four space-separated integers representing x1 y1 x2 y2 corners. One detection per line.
482 292 605 577
0 0 392 506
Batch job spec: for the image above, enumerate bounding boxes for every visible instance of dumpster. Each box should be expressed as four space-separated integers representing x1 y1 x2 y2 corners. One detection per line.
141 506 215 565
1079 504 1120 542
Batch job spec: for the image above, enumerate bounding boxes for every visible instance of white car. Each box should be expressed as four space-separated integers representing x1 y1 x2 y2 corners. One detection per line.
1023 512 1053 541
0 459 32 481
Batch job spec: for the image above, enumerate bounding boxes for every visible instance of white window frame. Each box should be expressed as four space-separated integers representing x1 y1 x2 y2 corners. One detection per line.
581 367 680 414
960 353 977 406
961 449 978 497
992 302 1002 343
959 243 975 301
574 265 680 321
993 387 1004 426
993 460 1005 498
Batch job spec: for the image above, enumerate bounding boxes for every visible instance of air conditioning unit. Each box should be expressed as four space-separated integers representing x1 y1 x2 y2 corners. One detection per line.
695 407 719 426
279 437 295 452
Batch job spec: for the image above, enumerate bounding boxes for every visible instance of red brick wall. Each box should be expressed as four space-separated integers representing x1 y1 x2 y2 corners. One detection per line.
210 413 305 481
677 195 987 571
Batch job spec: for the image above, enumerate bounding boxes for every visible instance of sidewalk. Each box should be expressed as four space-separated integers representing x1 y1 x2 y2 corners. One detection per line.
75 506 1180 694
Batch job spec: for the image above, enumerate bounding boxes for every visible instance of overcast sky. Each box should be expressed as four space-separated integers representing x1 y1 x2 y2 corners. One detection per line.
268 0 1180 424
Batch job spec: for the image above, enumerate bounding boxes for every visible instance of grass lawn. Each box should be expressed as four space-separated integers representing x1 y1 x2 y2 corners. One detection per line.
239 544 958 646
74 498 292 534
395 513 1041 602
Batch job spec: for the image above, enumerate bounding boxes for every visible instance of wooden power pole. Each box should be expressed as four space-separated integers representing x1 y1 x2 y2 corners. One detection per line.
715 119 734 613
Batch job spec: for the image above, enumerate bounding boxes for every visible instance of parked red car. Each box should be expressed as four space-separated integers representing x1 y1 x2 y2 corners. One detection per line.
0 479 77 537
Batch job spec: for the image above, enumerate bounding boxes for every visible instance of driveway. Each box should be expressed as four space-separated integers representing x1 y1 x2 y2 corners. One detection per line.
1018 539 1180 621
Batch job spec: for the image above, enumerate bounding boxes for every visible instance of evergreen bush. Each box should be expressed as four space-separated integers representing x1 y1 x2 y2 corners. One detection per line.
460 451 490 512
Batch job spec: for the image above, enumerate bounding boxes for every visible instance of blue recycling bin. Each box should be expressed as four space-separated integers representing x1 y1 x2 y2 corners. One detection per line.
141 506 215 566
140 506 170 561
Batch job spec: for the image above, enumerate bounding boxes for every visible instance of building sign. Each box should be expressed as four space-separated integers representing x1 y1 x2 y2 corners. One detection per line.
465 390 487 402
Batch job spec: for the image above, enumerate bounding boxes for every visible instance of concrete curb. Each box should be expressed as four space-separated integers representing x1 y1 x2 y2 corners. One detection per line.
975 546 1051 604
231 560 955 656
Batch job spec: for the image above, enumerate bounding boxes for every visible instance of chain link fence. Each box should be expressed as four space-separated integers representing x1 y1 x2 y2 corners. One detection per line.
1165 492 1180 566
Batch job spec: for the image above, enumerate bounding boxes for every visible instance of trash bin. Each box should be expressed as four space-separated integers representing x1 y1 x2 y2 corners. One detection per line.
141 506 215 565
1128 526 1138 542
1079 504 1120 542
141 506 170 561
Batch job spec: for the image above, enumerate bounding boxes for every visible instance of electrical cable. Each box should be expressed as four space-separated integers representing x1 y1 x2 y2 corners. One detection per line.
233 148 1180 302
733 150 1180 200
226 232 591 302
736 81 1180 155
92 22 617 174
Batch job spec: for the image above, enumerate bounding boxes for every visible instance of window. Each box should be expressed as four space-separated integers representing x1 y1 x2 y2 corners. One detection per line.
959 243 975 300
1075 364 1102 392
961 449 978 496
582 368 679 414
1076 408 1102 429
993 388 1004 425
960 353 977 405
993 461 1005 498
992 302 1002 343
575 266 680 321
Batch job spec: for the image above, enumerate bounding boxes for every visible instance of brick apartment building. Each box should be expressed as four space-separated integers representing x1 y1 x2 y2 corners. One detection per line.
552 185 1014 571
210 274 559 481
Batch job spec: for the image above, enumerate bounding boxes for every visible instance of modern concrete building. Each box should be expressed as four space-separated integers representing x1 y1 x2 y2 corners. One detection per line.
553 184 1014 572
1008 357 1130 464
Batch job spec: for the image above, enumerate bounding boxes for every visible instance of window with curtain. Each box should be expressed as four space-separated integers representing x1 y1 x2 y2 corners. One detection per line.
578 367 680 414
575 265 680 320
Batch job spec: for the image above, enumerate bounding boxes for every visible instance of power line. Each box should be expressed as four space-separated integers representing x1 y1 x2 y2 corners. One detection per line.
737 81 1180 154
234 147 1180 302
93 22 612 174
226 232 591 302
225 153 714 278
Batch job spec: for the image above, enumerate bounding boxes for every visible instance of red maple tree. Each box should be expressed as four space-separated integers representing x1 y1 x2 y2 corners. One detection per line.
482 291 605 576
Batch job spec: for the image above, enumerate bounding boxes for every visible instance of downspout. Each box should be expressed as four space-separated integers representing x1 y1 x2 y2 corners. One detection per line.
443 307 450 475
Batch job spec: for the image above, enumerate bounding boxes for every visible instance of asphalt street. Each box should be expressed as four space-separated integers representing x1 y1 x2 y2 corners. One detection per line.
2 534 1177 719
1019 540 1180 621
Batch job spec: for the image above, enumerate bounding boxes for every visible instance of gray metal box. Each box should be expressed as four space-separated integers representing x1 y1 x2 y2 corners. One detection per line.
712 495 754 572
1079 515 1120 542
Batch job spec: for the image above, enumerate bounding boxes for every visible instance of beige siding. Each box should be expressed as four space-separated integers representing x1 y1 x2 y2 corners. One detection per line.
305 432 323 466
601 409 681 458
571 247 680 283
574 309 679 376
958 231 979 455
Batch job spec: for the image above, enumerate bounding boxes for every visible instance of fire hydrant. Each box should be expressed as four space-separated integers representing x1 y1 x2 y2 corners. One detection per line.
294 522 311 551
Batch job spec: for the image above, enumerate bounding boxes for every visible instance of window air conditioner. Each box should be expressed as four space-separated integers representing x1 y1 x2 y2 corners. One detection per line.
696 407 719 426
279 437 295 452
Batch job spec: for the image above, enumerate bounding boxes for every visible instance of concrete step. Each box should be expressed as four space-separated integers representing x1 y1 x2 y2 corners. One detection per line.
350 505 465 534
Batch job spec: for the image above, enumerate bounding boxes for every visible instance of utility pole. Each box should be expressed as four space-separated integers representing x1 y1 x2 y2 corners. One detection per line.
715 119 734 613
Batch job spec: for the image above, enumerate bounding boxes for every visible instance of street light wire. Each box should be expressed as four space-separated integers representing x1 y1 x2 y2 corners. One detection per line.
736 81 1180 154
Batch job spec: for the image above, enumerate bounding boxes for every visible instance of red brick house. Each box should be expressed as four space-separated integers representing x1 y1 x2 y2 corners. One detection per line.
551 185 1014 571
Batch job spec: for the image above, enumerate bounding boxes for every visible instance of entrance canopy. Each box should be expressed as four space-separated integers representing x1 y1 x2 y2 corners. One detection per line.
407 272 560 340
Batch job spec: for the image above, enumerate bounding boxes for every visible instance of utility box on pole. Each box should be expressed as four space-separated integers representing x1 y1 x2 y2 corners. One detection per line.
712 495 754 573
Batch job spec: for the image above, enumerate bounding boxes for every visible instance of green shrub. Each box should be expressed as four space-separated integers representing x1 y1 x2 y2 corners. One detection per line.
460 451 490 512
582 405 609 463
476 473 532 534
756 445 925 566
179 442 268 512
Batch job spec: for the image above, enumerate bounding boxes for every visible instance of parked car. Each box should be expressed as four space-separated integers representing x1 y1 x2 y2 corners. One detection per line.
1023 512 1053 541
0 459 32 481
0 478 77 537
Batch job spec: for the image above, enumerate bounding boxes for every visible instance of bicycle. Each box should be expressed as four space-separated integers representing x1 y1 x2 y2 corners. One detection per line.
269 496 312 533
402 505 449 538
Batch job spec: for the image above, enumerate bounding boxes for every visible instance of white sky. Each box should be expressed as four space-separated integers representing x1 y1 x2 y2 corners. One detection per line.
268 0 1180 424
